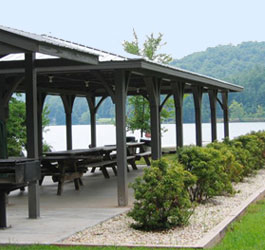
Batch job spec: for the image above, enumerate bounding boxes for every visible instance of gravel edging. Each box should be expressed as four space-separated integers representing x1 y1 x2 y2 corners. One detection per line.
62 169 265 248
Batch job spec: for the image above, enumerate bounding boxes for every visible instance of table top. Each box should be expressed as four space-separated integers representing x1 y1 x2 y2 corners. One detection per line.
126 142 145 147
44 146 116 157
0 158 37 166
104 142 145 148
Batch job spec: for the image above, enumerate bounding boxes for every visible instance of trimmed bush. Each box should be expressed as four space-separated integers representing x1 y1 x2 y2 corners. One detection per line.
237 133 265 170
177 146 233 202
223 138 253 177
128 159 195 230
207 141 244 183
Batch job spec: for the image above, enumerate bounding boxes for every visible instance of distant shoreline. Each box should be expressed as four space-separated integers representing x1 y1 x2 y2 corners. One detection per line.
47 120 265 127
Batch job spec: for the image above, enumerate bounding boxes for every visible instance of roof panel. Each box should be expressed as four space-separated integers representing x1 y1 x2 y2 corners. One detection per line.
0 25 98 64
0 26 243 92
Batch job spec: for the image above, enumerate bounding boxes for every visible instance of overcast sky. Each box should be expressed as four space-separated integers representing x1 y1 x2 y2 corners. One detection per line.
1 0 265 59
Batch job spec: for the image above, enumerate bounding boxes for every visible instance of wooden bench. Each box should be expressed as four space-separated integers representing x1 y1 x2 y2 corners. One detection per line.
136 151 151 166
85 160 117 178
40 157 88 195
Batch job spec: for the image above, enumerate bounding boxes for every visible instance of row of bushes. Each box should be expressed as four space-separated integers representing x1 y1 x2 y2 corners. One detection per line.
128 131 265 231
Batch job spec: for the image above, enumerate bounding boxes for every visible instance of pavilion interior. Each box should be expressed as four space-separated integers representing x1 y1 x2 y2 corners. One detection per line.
0 26 243 217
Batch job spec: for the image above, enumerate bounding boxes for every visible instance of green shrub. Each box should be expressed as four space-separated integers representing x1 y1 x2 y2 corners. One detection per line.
128 159 195 230
235 134 265 170
207 141 244 183
223 138 253 177
177 146 233 202
249 131 265 165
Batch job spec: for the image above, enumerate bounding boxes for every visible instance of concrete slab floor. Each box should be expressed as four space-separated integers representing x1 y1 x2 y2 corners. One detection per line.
0 166 146 244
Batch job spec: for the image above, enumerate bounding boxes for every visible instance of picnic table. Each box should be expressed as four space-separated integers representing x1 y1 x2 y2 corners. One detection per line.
41 146 116 195
40 142 151 195
126 142 151 166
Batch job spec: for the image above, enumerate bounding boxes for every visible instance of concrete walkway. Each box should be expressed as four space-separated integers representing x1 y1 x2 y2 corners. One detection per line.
0 166 145 244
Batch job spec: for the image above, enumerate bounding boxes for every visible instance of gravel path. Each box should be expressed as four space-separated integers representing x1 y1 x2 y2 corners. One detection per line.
63 169 265 247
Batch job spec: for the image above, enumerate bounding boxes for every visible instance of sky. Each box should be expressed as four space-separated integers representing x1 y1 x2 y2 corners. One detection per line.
1 0 265 59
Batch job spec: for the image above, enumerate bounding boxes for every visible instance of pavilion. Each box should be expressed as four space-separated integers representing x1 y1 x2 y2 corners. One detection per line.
0 26 243 219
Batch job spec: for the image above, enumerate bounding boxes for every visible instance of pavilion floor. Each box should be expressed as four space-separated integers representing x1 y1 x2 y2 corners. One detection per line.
0 165 145 244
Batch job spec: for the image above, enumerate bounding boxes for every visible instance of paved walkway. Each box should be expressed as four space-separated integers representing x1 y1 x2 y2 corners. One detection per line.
0 166 145 244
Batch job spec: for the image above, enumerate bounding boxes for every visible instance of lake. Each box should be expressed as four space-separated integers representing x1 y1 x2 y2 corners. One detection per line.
43 122 265 151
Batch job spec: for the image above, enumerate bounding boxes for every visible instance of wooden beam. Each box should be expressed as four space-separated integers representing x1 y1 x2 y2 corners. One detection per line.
171 81 185 148
0 41 27 54
92 71 115 103
25 53 39 158
222 92 229 138
114 70 129 206
192 85 203 146
208 89 218 142
25 52 40 219
145 76 161 159
61 94 75 150
0 29 98 64
86 96 106 147
87 96 96 148
159 94 172 112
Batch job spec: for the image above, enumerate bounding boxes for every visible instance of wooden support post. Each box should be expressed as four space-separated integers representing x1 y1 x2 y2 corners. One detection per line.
87 96 106 147
0 191 7 228
90 105 96 148
25 52 40 219
114 70 128 206
192 86 203 146
61 95 75 150
145 77 161 159
28 180 40 218
222 91 229 138
208 89 218 142
171 82 185 148
37 93 46 156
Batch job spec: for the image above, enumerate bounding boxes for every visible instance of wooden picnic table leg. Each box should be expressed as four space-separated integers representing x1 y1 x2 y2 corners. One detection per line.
129 159 138 170
101 167 110 179
73 162 80 191
39 176 45 186
74 179 80 190
57 179 64 196
79 178 83 186
112 165 117 176
57 160 65 196
140 144 151 166
144 156 151 166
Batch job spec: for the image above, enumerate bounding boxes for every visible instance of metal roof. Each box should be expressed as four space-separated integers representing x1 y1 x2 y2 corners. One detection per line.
0 26 127 62
0 25 243 92
0 25 98 64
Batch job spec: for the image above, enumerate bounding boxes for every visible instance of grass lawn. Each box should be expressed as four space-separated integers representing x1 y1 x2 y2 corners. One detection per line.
1 198 265 250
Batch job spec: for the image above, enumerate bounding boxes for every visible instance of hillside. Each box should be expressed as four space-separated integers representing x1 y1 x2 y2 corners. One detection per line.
45 41 265 124
172 41 265 80
172 41 265 122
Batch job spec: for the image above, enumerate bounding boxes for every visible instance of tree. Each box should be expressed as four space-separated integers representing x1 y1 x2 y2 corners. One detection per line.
6 95 50 156
6 97 26 156
229 100 245 121
123 30 174 136
123 29 173 64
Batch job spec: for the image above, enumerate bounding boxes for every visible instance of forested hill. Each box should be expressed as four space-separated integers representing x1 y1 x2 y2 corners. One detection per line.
172 41 265 80
45 41 265 124
171 41 265 122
